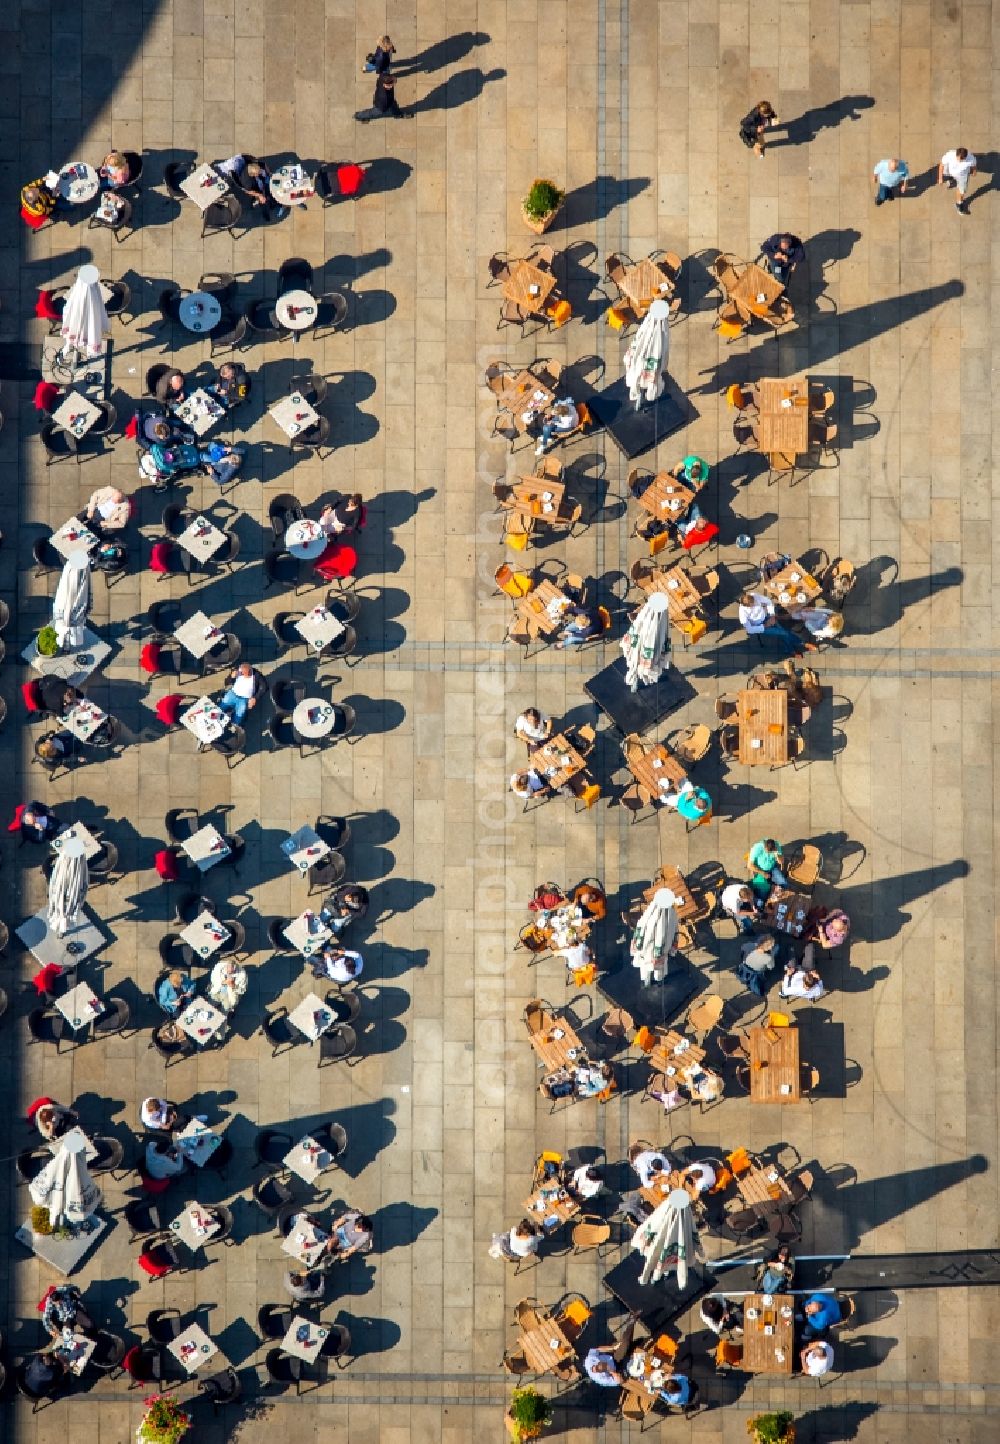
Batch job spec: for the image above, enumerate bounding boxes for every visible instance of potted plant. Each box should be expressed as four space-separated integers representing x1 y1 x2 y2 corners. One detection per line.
521 179 564 235
138 1395 192 1444
747 1411 796 1444
30 1205 52 1236
36 624 59 657
505 1385 553 1441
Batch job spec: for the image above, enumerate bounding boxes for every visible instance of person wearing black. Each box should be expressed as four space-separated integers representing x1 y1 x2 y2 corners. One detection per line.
760 232 805 287
15 800 61 844
325 884 370 935
39 679 82 716
364 35 395 74
154 368 187 406
739 100 779 156
356 72 404 121
210 361 250 410
320 493 364 537
216 154 288 221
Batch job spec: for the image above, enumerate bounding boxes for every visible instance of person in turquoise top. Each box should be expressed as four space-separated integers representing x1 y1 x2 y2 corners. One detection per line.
872 157 909 205
748 837 786 896
671 455 708 486
665 779 712 826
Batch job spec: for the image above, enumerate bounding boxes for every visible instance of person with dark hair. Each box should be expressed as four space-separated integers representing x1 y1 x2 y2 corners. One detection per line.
13 800 61 844
284 1270 325 1303
937 145 977 214
34 731 76 766
801 1293 842 1338
566 1163 604 1201
756 1246 796 1293
320 493 364 536
498 1218 541 1262
41 1284 93 1340
326 1209 374 1260
325 884 370 935
144 1138 187 1180
700 1295 742 1335
210 361 250 409
216 154 288 221
35 1101 78 1141
356 71 405 121
554 606 604 650
311 945 364 985
760 232 805 287
739 101 779 155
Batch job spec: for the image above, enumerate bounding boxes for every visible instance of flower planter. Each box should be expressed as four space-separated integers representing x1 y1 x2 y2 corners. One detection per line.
504 1408 546 1440
521 179 564 235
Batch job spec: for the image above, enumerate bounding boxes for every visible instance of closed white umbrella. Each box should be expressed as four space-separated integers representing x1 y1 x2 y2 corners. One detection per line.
633 1189 697 1287
29 1130 103 1227
47 849 88 937
624 298 671 407
621 593 671 691
52 551 92 650
59 262 109 359
629 886 679 985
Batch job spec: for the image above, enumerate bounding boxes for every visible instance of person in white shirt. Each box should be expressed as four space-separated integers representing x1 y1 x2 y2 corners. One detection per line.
721 881 757 934
503 1219 542 1259
218 663 259 725
801 1340 834 1376
313 946 363 985
536 398 579 455
781 944 826 1002
140 1098 178 1132
208 958 248 1012
567 1164 604 1201
510 768 547 799
85 485 131 533
514 707 552 750
628 1145 671 1188
553 940 594 974
937 146 977 213
684 1160 717 1194
738 592 812 656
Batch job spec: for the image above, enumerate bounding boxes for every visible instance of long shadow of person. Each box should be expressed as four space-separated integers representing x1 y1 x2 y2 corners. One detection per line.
966 150 998 210
392 30 491 74
847 555 963 637
406 67 505 115
770 94 875 148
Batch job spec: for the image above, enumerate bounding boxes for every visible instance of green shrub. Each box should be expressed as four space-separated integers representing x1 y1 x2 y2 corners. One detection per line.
523 180 564 220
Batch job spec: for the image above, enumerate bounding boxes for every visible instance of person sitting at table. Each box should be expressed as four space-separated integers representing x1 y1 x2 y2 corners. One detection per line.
683 1160 717 1194
155 368 187 406
554 606 604 650
24 1350 68 1396
721 881 758 934
98 150 132 188
799 606 845 643
144 1138 187 1180
510 768 548 800
628 1143 672 1188
41 1284 93 1340
208 957 248 1013
498 1218 542 1262
199 438 245 488
738 933 780 993
534 397 579 455
143 413 193 446
284 1270 326 1303
758 551 792 583
565 1163 604 1201
156 969 196 1017
800 1340 834 1376
551 938 595 975
739 591 816 657
216 153 289 221
669 454 708 487
660 1374 693 1408
780 951 826 1002
20 176 59 225
325 884 370 934
756 1244 796 1293
311 944 364 985
583 1346 622 1387
325 1209 374 1261
572 880 607 920
749 837 787 895
35 1101 79 1140
40 679 82 716
12 799 61 844
574 1060 614 1098
320 493 365 536
700 1295 742 1336
811 907 851 949
514 707 552 751
218 662 260 724
661 778 712 826
760 232 805 287
140 1097 181 1132
84 484 131 534
209 360 250 409
34 731 76 766
801 1293 842 1338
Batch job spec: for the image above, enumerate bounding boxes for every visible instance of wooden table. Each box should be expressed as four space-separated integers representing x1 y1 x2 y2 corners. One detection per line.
761 560 822 613
761 887 810 938
729 263 784 317
534 732 587 791
535 904 591 949
639 1168 699 1211
503 260 557 315
519 1311 576 1375
507 476 567 524
635 564 702 621
515 580 574 637
528 1008 588 1073
649 1028 723 1103
642 865 698 920
736 688 788 766
747 1024 801 1103
628 741 688 798
756 378 811 455
737 1163 794 1212
497 370 556 432
523 1182 580 1233
635 472 698 522
619 257 673 312
742 1292 794 1374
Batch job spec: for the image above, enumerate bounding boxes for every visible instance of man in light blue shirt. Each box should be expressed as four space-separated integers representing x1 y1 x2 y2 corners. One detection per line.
873 158 909 205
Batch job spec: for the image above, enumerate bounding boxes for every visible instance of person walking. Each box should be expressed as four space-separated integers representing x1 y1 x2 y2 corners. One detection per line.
872 157 909 205
739 100 779 157
356 72 405 122
937 146 977 214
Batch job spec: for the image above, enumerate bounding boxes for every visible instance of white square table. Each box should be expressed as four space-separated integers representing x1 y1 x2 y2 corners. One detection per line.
283 910 332 958
181 822 231 870
172 387 225 436
181 910 231 960
54 981 104 1032
281 1215 330 1267
168 1323 219 1373
52 392 101 440
22 627 110 685
283 1135 334 1184
176 514 227 563
176 998 228 1046
50 518 98 560
60 699 108 743
51 821 101 860
295 605 346 653
287 991 337 1042
180 699 230 748
179 163 229 210
169 1203 221 1250
174 1118 223 1168
174 611 225 659
16 1212 106 1275
52 1331 97 1375
281 825 330 875
269 392 320 438
281 1316 329 1362
16 907 104 967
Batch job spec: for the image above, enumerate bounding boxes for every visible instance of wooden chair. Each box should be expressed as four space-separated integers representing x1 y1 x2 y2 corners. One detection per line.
484 359 515 395
801 1063 821 1101
498 298 529 332
690 568 720 601
557 1298 591 1342
787 844 822 891
494 563 534 599
605 252 631 290
760 296 795 328
715 1339 744 1370
789 732 808 768
655 250 682 285
528 243 555 271
830 1294 858 1330
630 558 653 589
606 302 637 331
714 301 744 341
600 1006 634 1047
620 781 653 823
486 254 512 288
535 454 563 482
711 253 741 291
810 386 835 415
533 359 563 391
719 725 740 760
571 1215 612 1254
767 450 798 485
501 1347 530 1376
619 1379 656 1422
686 994 724 1038
503 513 534 551
523 1000 549 1038
571 778 601 811
516 922 550 958
714 695 739 722
810 418 839 464
670 722 711 766
513 1297 543 1329
573 723 597 757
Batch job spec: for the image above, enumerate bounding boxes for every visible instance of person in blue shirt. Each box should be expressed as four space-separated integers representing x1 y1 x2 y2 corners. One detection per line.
872 158 910 205
216 154 289 222
802 1293 842 1337
156 970 196 1017
583 1347 621 1386
660 1374 691 1407
554 607 604 649
756 1244 796 1294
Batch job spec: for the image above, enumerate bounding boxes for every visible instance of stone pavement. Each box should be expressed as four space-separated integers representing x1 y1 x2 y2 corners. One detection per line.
0 1 998 1441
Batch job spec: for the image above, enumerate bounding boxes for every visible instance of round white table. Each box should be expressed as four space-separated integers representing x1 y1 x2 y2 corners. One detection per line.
275 290 317 331
269 165 316 206
293 698 338 739
179 292 222 334
285 519 327 559
58 162 99 204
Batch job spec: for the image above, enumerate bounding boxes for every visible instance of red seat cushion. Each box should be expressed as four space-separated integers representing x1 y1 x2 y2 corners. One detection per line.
155 694 184 726
26 1096 56 1122
124 414 139 440
314 541 357 582
33 382 61 413
21 681 43 713
140 642 162 675
138 1246 172 1274
34 292 61 321
681 520 720 550
21 206 48 231
154 849 179 881
149 542 173 574
139 1174 172 1198
337 163 365 196
8 803 27 833
32 965 64 997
